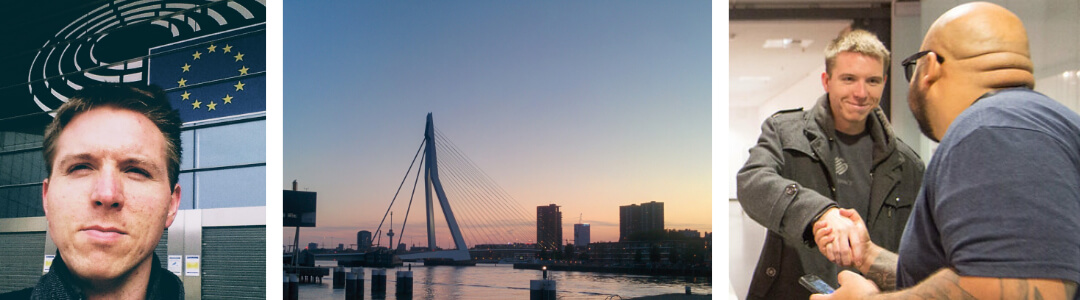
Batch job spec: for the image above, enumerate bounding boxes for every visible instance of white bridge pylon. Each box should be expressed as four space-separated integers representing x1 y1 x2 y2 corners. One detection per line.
398 113 471 261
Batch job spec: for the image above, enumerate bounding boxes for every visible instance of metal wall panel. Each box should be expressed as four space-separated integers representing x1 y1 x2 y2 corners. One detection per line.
155 229 168 270
201 226 265 299
0 232 45 293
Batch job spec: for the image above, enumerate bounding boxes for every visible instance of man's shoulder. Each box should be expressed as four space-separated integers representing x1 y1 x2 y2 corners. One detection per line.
769 107 805 119
763 107 811 130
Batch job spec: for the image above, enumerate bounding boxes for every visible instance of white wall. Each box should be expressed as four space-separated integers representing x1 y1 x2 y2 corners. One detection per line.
727 65 826 199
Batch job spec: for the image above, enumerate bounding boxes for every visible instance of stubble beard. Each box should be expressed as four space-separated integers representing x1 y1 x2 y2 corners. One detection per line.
909 83 939 143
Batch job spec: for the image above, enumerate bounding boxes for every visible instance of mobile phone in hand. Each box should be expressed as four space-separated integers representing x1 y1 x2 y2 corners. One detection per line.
799 274 836 294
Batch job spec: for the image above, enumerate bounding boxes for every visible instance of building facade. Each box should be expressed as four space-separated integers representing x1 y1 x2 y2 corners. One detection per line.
574 223 590 248
357 230 373 251
536 204 562 250
619 201 665 241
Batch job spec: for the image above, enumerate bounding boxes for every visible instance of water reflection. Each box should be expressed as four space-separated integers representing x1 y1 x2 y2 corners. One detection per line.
297 263 711 300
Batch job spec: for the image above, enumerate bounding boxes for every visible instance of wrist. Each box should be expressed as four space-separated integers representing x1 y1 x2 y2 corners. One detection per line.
858 242 881 273
813 205 838 223
804 204 838 246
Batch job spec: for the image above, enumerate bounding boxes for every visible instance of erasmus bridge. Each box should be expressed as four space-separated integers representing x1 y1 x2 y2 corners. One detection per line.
326 113 538 262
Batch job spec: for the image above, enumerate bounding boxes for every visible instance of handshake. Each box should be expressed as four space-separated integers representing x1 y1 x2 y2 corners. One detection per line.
813 207 879 274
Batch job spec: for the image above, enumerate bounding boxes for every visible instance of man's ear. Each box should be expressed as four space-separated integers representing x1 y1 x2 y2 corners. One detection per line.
920 52 944 88
164 184 181 228
41 178 49 215
821 72 830 93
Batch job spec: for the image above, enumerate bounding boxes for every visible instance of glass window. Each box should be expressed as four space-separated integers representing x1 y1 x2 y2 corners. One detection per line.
0 150 46 186
180 130 194 170
194 166 265 209
178 172 195 210
0 185 44 218
194 120 265 168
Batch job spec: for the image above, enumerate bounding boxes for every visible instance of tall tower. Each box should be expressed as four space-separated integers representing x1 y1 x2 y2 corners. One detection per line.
536 204 562 250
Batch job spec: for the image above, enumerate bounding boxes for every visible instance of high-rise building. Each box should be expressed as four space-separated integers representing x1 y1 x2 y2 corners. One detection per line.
357 230 372 251
307 242 319 250
640 201 664 233
619 201 665 241
536 204 563 250
574 223 590 248
619 204 640 241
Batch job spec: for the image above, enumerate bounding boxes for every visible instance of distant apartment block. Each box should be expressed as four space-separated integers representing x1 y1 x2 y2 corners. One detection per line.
537 204 563 250
619 201 664 241
574 223 591 248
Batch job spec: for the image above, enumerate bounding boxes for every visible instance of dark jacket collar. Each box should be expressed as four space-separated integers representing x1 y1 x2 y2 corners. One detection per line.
809 94 898 166
30 251 184 300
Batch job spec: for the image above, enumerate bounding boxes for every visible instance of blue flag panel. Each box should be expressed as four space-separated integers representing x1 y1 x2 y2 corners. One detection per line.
148 24 265 123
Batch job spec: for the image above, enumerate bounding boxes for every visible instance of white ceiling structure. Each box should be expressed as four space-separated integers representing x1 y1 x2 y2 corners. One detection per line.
727 0 894 108
728 19 853 108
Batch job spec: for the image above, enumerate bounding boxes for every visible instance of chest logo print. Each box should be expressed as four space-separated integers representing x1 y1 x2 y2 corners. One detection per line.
835 157 849 175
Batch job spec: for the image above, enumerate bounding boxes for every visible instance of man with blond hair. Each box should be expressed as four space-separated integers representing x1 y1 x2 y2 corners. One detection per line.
737 29 923 299
814 2 1080 299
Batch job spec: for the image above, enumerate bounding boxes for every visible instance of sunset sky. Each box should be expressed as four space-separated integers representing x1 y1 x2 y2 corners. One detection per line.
283 1 711 250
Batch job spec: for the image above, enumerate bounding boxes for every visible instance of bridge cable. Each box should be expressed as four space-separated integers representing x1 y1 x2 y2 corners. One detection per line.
373 137 426 247
397 149 426 250
435 130 536 238
434 131 534 244
434 131 535 244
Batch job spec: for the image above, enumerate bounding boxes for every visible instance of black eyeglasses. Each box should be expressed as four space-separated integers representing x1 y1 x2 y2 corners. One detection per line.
901 50 945 81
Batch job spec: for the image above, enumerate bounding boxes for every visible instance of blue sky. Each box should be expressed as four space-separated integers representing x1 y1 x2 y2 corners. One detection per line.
284 1 711 249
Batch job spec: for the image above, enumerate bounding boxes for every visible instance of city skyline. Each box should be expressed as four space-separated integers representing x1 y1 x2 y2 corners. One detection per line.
283 1 711 249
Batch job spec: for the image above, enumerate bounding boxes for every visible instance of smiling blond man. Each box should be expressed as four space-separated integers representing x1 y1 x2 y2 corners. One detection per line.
737 29 925 299
3 84 184 299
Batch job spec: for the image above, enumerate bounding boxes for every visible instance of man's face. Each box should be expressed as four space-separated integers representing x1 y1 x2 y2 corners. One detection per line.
823 51 886 131
43 107 180 281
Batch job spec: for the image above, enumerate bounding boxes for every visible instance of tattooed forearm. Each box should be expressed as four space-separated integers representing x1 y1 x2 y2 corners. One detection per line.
865 249 898 291
873 269 976 300
870 269 1077 300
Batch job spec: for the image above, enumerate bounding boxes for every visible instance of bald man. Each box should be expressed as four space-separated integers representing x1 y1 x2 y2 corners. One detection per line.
812 2 1080 299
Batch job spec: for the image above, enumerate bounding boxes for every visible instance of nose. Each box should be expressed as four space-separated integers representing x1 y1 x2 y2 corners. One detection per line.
853 81 868 99
90 168 124 209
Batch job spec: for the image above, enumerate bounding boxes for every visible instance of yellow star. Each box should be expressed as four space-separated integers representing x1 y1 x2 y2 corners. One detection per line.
234 81 245 91
239 66 249 75
181 63 191 72
223 44 232 53
234 52 244 62
177 78 187 87
207 101 217 111
192 51 202 60
222 94 233 104
192 100 202 109
207 44 217 52
181 91 191 100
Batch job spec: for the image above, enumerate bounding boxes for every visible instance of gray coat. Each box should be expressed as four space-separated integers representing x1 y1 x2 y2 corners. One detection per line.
737 95 924 300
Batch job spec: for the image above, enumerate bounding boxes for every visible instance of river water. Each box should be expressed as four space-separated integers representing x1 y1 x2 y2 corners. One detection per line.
293 262 711 299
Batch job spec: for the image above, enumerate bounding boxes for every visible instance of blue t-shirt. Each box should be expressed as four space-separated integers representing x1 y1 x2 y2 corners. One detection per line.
897 89 1080 294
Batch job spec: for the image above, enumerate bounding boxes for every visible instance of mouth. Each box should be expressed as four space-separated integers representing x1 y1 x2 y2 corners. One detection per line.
80 225 127 242
847 101 873 111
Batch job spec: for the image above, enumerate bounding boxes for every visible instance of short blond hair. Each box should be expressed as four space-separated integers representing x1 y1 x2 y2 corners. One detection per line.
824 29 890 76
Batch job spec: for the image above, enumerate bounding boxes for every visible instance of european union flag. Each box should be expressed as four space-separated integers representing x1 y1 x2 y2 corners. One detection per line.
147 24 265 123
